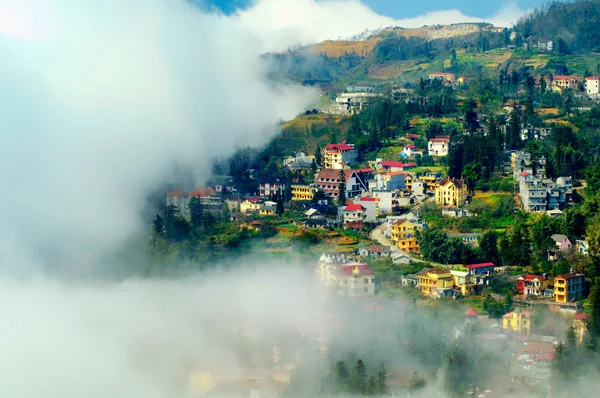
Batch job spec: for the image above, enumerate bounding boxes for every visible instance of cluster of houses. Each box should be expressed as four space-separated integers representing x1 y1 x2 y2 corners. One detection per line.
401 263 494 298
535 74 600 98
516 271 587 303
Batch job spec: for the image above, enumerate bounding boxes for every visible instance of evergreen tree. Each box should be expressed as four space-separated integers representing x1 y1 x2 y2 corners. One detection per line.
314 145 322 167
504 291 514 313
365 376 377 396
337 168 347 206
408 372 426 393
506 109 522 150
588 283 600 339
376 362 388 395
275 192 285 216
189 197 204 226
478 231 500 264
152 214 164 235
350 359 367 394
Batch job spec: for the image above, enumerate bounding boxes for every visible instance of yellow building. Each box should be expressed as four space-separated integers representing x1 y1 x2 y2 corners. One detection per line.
391 220 420 252
435 177 468 207
451 270 476 296
418 268 454 297
554 273 586 303
574 313 589 344
502 308 531 336
291 185 315 201
404 174 413 190
189 368 290 395
240 199 262 213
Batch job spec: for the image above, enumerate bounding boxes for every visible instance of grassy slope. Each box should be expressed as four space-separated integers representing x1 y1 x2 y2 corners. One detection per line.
278 114 351 156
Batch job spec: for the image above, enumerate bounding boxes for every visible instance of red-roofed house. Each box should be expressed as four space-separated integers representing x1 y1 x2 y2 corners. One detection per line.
517 275 548 296
466 262 495 274
315 255 375 297
403 144 421 157
552 75 581 91
314 168 367 199
428 135 450 156
324 142 358 169
343 204 366 225
377 161 416 172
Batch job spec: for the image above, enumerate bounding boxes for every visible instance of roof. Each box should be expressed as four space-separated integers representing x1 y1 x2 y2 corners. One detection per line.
537 352 555 361
429 135 450 143
466 262 495 270
520 171 530 177
344 204 365 211
504 310 531 319
521 342 554 354
437 177 465 189
556 273 583 280
325 143 354 151
167 189 184 197
366 245 389 253
355 168 374 173
405 144 416 149
519 274 546 281
359 197 378 202
315 168 352 183
336 264 373 276
405 133 420 139
188 187 215 198
380 161 409 168
465 308 478 317
586 76 600 80
345 221 364 229
551 234 569 242
574 313 589 321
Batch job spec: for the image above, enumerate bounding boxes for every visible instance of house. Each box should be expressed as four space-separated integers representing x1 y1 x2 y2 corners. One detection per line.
465 308 478 325
441 206 475 218
535 40 553 51
371 191 396 214
405 133 420 141
259 202 277 216
283 152 314 171
166 187 224 221
343 204 366 225
548 234 572 260
358 197 379 222
330 92 379 115
314 168 367 200
451 270 476 296
390 220 420 253
358 245 391 257
369 171 406 191
576 240 590 256
418 268 454 298
552 75 581 91
259 179 285 197
435 178 468 207
304 208 328 228
446 232 482 245
503 308 532 336
401 274 419 286
323 142 358 169
315 254 375 297
429 72 455 82
391 251 411 264
554 273 586 303
585 76 600 97
517 275 548 296
344 221 364 231
240 198 263 213
466 262 495 275
574 313 590 344
377 161 416 173
428 135 450 156
403 144 419 157
291 185 314 201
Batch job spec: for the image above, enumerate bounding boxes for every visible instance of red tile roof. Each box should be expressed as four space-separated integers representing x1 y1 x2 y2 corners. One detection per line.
520 171 530 177
325 143 354 151
537 352 555 361
405 144 416 149
345 221 364 230
465 308 478 317
504 310 531 319
167 189 184 197
188 187 215 198
586 76 600 80
519 274 546 281
359 197 378 202
429 135 450 143
380 161 416 168
336 264 373 276
574 313 589 321
466 262 495 270
355 168 375 173
344 204 365 211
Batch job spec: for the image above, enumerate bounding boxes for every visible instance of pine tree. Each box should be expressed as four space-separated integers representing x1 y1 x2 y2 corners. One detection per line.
504 291 514 313
376 362 388 395
314 145 322 167
506 109 521 150
365 376 377 396
337 168 347 206
351 359 367 394
152 214 164 235
588 283 600 339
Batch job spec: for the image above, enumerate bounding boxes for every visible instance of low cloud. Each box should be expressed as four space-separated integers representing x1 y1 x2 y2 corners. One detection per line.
0 0 316 270
234 0 528 52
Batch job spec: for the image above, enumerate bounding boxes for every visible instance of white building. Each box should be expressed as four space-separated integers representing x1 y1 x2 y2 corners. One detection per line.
428 135 450 156
315 254 375 297
329 92 380 115
586 76 600 98
343 204 366 224
372 191 395 214
358 197 379 222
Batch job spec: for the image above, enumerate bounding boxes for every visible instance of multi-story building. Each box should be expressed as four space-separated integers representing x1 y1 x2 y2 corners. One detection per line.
429 72 456 82
315 254 375 297
166 187 224 221
552 75 582 91
418 268 454 298
259 180 285 197
512 151 547 179
435 178 468 207
548 234 572 261
520 127 552 141
451 270 476 296
323 142 358 169
585 76 600 97
368 171 406 191
283 152 314 171
314 168 367 200
502 308 531 336
291 185 315 201
517 274 548 296
428 135 451 156
330 92 379 115
371 191 395 214
390 220 421 253
518 173 572 212
357 197 379 222
554 273 586 303
240 198 263 214
343 204 366 225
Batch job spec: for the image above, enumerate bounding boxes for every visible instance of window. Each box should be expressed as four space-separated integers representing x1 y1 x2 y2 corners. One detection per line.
364 287 369 293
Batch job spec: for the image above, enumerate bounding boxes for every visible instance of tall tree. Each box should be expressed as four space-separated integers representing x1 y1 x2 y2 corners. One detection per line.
350 359 367 394
478 231 500 264
376 362 388 395
152 214 164 235
506 109 522 150
337 168 347 206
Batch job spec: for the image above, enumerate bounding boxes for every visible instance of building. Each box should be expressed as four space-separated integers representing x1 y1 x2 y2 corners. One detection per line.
291 185 314 201
548 234 572 260
315 254 375 297
376 161 416 173
535 40 553 51
446 232 482 245
259 180 284 197
403 144 419 157
392 252 411 264
465 308 478 325
520 127 552 141
323 142 358 169
435 178 468 207
371 191 396 214
518 173 572 213
466 262 495 275
552 75 581 91
369 171 406 192
517 275 548 296
330 92 379 115
574 313 590 344
357 197 379 222
428 135 450 156
304 208 328 228
240 198 263 214
429 72 456 82
585 76 600 97
189 368 290 396
314 169 367 200
451 270 476 297
390 220 420 253
401 274 419 286
503 308 532 336
576 240 590 256
418 268 454 298
441 206 475 218
343 204 366 225
259 202 277 216
283 152 314 171
554 273 586 303
358 245 391 257
166 187 224 221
